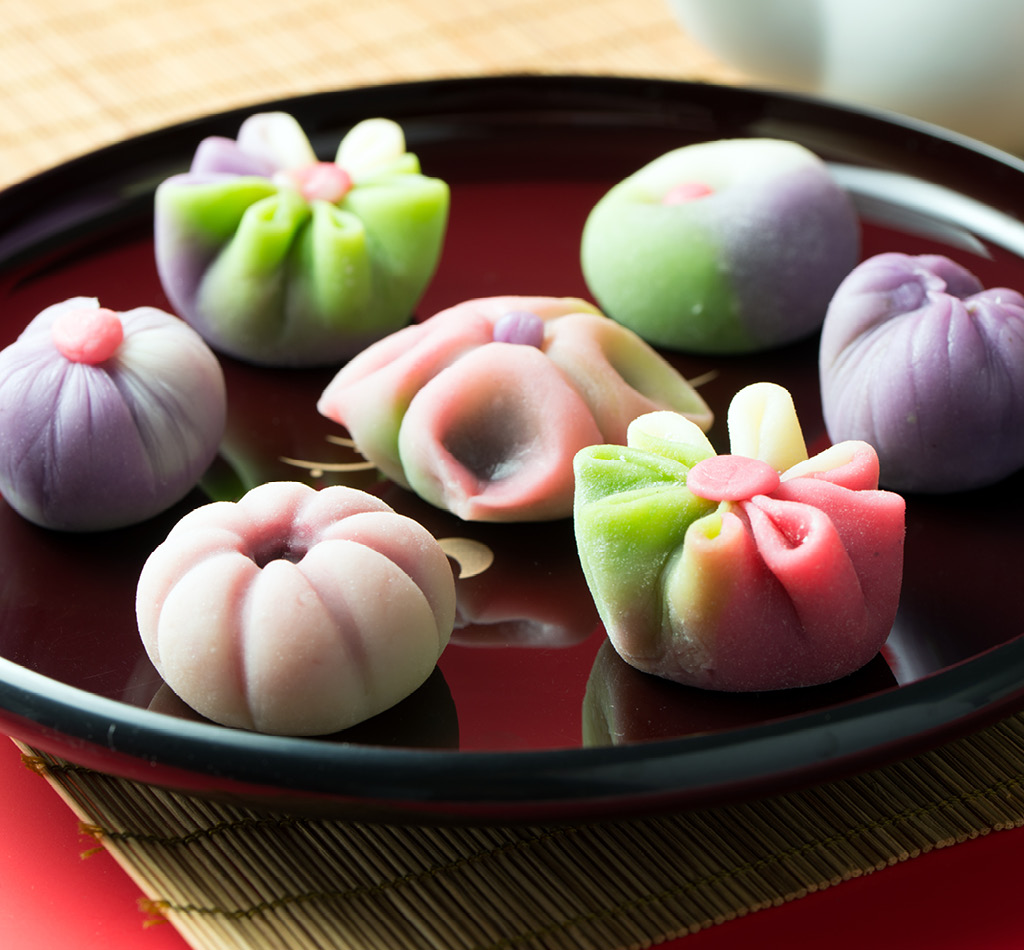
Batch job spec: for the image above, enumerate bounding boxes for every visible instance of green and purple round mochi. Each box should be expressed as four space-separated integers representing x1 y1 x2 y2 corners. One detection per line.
580 138 860 354
155 114 449 367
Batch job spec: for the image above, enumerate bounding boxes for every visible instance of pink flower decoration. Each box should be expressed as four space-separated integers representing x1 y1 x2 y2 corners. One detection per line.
318 295 713 522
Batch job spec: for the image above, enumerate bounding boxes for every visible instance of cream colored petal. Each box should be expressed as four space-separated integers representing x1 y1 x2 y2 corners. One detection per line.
727 382 807 471
626 410 714 457
336 118 406 178
237 112 317 170
782 440 880 486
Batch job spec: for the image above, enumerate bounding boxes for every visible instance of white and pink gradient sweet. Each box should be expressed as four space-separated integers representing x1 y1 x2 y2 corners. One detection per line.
573 383 906 691
136 481 456 735
317 295 713 522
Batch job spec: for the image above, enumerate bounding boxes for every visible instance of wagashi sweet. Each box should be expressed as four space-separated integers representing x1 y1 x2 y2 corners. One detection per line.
573 382 905 691
581 138 860 354
0 297 226 531
820 252 1024 493
154 113 449 367
136 481 456 736
317 295 713 522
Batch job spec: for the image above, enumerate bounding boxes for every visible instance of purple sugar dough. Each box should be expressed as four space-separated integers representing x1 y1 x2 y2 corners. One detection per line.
492 310 545 347
716 166 861 345
190 137 278 177
0 299 227 531
819 252 1024 493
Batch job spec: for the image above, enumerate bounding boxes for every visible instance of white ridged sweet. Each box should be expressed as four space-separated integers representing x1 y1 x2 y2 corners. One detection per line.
136 481 456 735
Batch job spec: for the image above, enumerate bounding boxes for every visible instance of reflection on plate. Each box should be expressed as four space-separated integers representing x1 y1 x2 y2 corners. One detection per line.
1 76 1024 822
583 640 899 747
147 666 460 751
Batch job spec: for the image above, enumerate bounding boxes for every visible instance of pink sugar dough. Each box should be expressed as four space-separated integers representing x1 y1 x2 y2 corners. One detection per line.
136 481 456 736
318 295 713 522
669 468 905 690
51 306 124 363
573 384 906 692
398 342 604 521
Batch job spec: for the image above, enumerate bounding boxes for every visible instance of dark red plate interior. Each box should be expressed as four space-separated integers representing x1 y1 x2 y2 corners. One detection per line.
1 75 1024 822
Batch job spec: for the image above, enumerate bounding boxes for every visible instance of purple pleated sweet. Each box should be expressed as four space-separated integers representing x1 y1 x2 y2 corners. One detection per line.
819 253 1024 492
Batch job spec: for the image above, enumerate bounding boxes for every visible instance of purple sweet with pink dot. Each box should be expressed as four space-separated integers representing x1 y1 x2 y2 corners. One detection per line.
0 297 226 531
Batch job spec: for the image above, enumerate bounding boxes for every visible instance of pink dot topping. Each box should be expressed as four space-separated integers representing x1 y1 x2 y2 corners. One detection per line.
688 455 781 502
662 181 714 205
51 307 124 364
289 162 353 204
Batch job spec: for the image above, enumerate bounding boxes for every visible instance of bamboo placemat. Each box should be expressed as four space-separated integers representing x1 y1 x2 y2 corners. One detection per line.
18 709 1024 949
0 0 746 190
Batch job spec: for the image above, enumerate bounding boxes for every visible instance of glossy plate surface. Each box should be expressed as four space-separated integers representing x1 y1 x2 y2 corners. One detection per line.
1 76 1024 822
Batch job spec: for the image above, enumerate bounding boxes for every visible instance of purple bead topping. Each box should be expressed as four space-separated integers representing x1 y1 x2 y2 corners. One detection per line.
493 310 545 348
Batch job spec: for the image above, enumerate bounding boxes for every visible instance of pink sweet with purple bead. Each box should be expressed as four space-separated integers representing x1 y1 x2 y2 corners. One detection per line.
317 295 713 522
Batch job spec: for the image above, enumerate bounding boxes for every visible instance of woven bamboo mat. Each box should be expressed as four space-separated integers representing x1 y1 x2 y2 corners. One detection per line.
18 710 1024 949
0 0 746 190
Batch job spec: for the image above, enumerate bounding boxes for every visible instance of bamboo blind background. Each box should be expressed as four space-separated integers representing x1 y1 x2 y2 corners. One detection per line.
20 710 1024 949
0 0 746 190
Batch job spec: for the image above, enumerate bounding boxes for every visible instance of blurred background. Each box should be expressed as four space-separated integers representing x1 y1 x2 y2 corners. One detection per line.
2 0 1021 186
0 0 744 188
668 0 1024 154
4 0 1022 192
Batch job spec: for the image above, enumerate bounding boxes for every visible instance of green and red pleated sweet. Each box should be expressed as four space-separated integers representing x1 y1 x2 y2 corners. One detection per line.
573 382 905 691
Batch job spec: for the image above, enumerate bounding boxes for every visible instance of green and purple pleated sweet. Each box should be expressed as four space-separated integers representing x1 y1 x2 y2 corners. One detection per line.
155 114 449 367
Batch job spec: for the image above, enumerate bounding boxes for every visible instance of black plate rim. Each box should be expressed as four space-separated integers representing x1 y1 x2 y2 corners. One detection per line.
3 635 1024 810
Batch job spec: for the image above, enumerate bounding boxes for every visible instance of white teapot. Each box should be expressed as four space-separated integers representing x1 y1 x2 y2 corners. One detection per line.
667 0 1024 154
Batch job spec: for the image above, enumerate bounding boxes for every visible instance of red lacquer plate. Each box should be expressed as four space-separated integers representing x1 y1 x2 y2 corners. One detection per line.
2 75 1024 822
